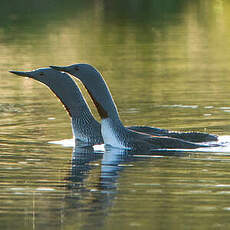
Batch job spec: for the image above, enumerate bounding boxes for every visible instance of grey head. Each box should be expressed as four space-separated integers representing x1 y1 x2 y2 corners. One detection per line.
50 64 101 87
9 68 71 87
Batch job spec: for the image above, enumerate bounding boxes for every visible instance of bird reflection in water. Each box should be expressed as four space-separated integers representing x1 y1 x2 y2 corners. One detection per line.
68 146 189 192
64 146 188 229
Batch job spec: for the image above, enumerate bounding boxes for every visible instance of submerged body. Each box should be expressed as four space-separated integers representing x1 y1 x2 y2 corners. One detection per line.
50 64 218 151
101 118 205 151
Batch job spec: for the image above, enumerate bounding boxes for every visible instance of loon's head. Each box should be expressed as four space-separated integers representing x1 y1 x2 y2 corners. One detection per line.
50 64 101 85
9 68 70 85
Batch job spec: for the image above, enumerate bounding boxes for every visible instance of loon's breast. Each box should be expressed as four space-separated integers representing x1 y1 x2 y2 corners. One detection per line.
101 118 131 149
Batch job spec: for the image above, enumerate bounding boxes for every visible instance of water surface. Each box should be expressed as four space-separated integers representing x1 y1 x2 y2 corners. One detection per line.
1 1 230 229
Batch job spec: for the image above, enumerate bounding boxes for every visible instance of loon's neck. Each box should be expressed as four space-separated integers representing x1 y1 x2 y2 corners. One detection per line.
80 70 129 147
44 74 103 145
80 70 121 120
71 113 103 145
101 118 129 149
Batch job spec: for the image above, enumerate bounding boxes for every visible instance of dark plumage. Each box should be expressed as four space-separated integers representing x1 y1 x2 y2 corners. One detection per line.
50 64 218 151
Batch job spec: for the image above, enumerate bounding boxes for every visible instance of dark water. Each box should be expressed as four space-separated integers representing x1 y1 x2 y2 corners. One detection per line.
1 0 230 229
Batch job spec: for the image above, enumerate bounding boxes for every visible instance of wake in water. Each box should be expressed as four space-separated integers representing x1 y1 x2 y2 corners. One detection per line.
49 135 230 154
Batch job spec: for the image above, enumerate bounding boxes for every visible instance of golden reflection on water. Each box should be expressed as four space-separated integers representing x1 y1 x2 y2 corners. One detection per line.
2 0 230 132
1 1 230 230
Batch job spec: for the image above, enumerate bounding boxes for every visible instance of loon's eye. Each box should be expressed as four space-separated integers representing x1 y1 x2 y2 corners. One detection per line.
39 72 44 76
74 67 79 71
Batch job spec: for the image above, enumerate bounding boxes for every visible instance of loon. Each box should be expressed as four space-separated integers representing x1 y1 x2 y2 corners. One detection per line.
10 67 213 148
9 68 103 146
50 64 218 151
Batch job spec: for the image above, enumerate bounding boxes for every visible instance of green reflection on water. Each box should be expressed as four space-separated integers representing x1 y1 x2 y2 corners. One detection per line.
1 1 230 230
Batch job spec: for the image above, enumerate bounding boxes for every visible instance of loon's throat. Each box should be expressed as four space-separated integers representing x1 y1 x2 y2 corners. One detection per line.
85 87 108 119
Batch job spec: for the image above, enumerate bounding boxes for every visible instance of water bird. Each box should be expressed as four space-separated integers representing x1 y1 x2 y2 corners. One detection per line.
9 68 212 148
50 64 218 151
9 68 103 146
